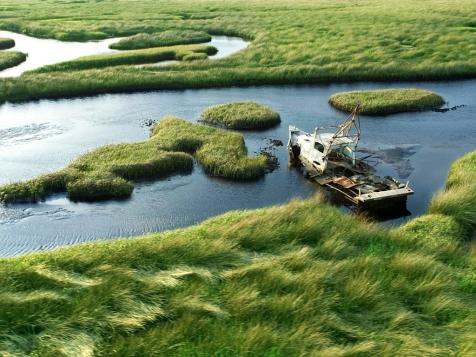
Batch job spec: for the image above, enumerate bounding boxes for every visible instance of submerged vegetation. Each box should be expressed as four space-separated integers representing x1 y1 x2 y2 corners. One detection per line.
0 0 475 101
329 88 445 115
0 51 26 71
0 150 475 355
30 44 217 73
109 30 211 50
201 101 281 129
0 37 15 50
0 117 266 203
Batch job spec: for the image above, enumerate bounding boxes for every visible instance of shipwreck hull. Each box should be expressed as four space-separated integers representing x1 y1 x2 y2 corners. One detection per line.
289 145 414 211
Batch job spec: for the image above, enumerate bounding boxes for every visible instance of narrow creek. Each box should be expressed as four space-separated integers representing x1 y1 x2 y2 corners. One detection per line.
0 30 249 77
0 34 474 257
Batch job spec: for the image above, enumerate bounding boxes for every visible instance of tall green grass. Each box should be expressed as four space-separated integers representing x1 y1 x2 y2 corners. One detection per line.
0 0 475 102
109 30 211 50
0 117 266 203
329 88 445 115
30 44 217 73
0 37 15 50
201 101 281 129
0 51 26 71
0 150 475 356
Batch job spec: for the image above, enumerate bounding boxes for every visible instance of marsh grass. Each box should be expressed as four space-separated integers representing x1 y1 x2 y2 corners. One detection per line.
0 37 15 50
428 151 476 235
30 44 217 73
0 149 475 355
329 88 445 115
0 51 26 71
182 52 208 61
0 117 266 203
0 0 475 102
201 101 281 130
109 30 211 50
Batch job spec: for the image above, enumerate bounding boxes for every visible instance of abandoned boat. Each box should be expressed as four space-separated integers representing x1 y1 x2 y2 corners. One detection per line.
288 106 414 209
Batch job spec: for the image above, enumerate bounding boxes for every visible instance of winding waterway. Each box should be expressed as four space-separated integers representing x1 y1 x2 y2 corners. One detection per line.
0 30 248 77
0 34 474 257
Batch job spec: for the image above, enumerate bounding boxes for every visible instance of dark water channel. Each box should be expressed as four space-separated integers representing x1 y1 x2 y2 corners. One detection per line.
0 81 474 256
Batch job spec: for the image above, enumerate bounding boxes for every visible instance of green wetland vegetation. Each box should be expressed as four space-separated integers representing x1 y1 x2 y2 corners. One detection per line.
201 101 281 129
0 117 267 203
0 150 475 355
109 30 212 50
329 88 445 115
0 0 475 355
0 0 475 102
0 37 15 50
0 51 27 71
30 44 217 74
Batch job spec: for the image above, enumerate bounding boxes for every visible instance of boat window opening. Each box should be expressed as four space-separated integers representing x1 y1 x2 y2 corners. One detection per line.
314 142 325 153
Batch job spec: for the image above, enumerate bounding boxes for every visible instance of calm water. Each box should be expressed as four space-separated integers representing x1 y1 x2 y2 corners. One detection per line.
0 81 474 256
0 30 119 77
0 30 248 77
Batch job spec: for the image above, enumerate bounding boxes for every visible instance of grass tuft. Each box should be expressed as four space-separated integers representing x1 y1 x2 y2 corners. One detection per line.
201 101 281 130
0 51 27 71
329 88 445 115
0 37 15 50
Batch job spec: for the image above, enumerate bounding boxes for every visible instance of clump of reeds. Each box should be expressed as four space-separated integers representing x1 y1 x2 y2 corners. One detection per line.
0 51 27 71
109 30 211 50
0 37 15 50
201 101 281 130
329 88 445 115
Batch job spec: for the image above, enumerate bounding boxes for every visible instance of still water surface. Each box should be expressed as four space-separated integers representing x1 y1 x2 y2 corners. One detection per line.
0 30 248 77
0 81 474 256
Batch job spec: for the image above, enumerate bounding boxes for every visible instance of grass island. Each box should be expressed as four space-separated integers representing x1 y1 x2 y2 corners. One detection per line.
201 101 281 130
329 88 445 115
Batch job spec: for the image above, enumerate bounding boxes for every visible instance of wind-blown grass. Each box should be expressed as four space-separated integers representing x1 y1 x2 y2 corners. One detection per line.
109 30 211 50
0 37 15 50
0 117 266 203
0 0 475 102
329 88 445 115
30 44 217 73
201 101 281 129
0 150 475 356
427 150 476 235
0 51 26 71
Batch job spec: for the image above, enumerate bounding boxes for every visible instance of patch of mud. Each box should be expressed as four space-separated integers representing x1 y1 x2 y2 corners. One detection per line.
432 104 466 113
0 123 63 146
140 118 157 128
257 138 283 173
358 144 420 179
